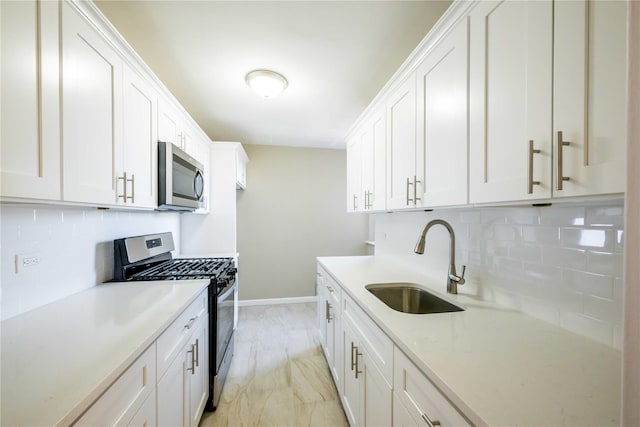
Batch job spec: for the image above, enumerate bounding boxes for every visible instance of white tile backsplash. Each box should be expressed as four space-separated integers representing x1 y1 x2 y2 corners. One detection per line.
374 200 625 349
0 205 181 320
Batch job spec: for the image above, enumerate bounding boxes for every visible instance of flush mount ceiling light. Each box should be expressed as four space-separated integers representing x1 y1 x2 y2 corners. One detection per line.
245 69 288 99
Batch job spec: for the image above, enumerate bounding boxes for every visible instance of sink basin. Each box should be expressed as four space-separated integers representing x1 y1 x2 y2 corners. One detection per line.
366 282 464 314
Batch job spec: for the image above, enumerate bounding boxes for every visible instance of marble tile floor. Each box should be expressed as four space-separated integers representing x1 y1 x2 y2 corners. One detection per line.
200 303 349 427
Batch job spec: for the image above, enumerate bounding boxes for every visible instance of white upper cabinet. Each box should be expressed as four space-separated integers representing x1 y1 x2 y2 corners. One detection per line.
1 0 61 201
417 17 469 207
122 66 158 208
386 73 422 210
346 107 386 213
158 98 182 147
469 0 553 203
347 136 362 212
553 0 627 197
61 0 123 205
361 108 387 211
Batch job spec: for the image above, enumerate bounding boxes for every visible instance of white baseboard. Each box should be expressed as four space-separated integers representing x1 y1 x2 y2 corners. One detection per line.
238 296 317 307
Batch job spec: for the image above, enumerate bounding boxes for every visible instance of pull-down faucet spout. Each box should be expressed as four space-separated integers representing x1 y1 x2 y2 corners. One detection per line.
414 219 466 294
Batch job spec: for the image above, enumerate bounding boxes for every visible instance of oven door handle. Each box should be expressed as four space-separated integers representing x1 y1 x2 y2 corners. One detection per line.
217 281 237 301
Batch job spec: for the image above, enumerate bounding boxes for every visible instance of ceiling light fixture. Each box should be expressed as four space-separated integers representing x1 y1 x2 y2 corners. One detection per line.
245 69 288 99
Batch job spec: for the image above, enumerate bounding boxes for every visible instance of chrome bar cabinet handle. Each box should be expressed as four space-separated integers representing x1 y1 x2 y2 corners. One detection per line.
421 412 441 427
194 338 199 367
187 345 195 374
350 342 356 371
413 175 421 204
406 177 413 205
527 140 541 194
117 172 127 202
557 131 571 190
354 346 363 379
127 174 135 203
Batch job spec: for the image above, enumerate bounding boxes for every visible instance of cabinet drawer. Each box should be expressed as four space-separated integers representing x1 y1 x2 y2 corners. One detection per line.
74 343 156 426
325 275 341 306
343 293 393 385
157 290 207 379
394 347 471 427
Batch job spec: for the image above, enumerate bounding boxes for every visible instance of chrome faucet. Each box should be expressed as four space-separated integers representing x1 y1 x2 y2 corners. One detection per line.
414 219 466 294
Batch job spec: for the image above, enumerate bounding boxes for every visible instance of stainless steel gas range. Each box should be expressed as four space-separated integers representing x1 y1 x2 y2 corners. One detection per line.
113 232 235 411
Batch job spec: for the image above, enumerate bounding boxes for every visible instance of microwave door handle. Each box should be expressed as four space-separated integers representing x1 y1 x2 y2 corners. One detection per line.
194 170 204 199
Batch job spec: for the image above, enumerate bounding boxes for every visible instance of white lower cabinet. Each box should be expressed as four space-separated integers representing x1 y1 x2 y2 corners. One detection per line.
74 289 208 427
317 262 474 427
340 294 393 427
317 267 343 391
394 347 470 427
156 291 209 427
73 344 157 426
128 391 157 427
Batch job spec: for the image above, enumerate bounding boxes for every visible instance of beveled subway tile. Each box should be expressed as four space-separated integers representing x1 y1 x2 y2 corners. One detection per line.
542 246 587 270
585 205 624 227
539 206 585 226
561 228 615 251
586 251 624 276
522 225 560 244
563 269 613 299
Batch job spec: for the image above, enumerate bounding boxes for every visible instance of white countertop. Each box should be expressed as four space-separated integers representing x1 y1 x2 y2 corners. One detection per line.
0 279 208 426
318 256 622 427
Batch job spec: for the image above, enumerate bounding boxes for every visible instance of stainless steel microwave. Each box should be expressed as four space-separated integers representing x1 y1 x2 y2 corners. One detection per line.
157 140 204 211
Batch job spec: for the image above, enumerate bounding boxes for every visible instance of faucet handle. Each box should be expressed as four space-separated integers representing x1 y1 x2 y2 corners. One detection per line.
458 265 466 285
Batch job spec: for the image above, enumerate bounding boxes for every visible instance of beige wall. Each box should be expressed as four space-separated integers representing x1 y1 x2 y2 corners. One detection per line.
237 144 369 301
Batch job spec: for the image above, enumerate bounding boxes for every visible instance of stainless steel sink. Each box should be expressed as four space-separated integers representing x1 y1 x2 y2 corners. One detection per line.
366 282 464 314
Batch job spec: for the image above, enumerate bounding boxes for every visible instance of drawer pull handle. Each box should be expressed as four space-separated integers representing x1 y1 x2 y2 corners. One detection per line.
184 317 197 330
413 175 421 204
354 346 362 379
194 338 199 367
187 345 195 374
527 139 541 194
421 412 441 427
325 300 333 323
557 131 571 190
350 342 356 371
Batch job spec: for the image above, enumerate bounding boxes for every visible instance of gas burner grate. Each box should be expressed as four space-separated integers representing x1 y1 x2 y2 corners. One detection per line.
131 257 235 281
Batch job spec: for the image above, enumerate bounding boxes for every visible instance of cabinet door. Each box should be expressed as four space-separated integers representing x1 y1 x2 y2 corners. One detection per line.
553 0 627 197
1 0 60 200
469 0 553 203
157 348 188 427
361 125 374 211
62 1 123 204
158 99 180 146
394 348 471 427
360 108 386 211
363 356 392 427
386 74 420 209
127 392 156 427
342 319 363 426
123 66 157 208
417 18 469 207
370 109 386 211
346 136 362 212
188 317 209 427
393 393 419 427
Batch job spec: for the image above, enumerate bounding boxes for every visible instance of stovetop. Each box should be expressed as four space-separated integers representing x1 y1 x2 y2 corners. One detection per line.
130 257 236 281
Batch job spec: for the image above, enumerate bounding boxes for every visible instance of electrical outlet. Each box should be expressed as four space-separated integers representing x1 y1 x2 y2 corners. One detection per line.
15 253 40 274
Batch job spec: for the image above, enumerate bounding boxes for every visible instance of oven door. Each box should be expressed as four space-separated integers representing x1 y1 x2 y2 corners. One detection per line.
216 280 236 372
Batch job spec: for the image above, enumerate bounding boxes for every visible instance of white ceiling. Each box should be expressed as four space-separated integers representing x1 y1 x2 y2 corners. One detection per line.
95 1 452 149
